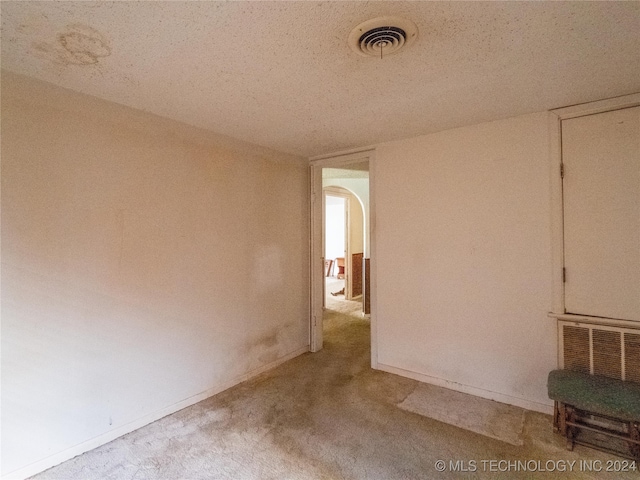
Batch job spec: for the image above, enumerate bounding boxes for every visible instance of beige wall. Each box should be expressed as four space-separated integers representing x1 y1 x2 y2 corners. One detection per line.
1 72 310 478
349 195 364 256
323 177 369 257
374 112 556 412
347 195 364 300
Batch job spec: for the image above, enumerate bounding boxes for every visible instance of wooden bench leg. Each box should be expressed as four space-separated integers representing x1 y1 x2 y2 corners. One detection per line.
558 402 567 436
630 422 640 460
556 402 576 451
566 406 576 451
553 401 560 433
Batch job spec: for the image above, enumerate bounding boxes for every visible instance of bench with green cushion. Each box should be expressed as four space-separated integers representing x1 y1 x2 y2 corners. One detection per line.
548 369 640 422
548 369 640 459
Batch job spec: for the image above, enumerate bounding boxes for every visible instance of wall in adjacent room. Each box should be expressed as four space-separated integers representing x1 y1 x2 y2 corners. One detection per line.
1 71 310 478
324 195 346 261
323 176 369 257
374 112 556 412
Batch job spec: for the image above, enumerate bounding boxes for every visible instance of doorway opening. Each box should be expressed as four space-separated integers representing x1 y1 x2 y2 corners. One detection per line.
310 151 375 366
323 186 365 317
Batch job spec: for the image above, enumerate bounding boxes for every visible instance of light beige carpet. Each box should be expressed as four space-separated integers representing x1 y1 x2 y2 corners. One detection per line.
32 309 634 480
324 277 364 317
398 382 526 446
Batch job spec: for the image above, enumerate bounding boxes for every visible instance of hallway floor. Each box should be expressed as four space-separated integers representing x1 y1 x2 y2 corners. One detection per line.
32 309 636 479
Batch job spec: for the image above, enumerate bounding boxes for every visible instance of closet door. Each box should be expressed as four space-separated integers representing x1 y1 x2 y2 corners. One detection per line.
562 106 640 321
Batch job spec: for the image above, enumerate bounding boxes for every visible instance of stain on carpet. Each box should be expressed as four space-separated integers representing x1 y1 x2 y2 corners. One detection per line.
398 383 526 446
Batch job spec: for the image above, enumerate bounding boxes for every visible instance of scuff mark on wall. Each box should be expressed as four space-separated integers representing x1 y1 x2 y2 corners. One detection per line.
246 327 285 367
253 330 279 349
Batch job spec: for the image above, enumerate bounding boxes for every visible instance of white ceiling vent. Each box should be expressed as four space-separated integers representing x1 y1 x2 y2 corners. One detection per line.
348 16 418 58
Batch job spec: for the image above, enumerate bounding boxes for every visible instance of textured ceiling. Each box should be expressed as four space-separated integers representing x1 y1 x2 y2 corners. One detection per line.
2 1 639 158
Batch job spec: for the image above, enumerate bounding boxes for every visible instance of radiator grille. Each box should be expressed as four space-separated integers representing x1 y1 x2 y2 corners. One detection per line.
560 321 640 383
592 329 621 378
625 333 640 383
563 326 590 373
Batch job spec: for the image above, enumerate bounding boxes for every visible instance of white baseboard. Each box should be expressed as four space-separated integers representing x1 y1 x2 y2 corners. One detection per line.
2 346 309 480
376 363 554 415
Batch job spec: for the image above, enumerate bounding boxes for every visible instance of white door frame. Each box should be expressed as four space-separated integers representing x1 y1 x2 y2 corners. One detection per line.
323 187 352 298
547 92 640 325
309 149 377 368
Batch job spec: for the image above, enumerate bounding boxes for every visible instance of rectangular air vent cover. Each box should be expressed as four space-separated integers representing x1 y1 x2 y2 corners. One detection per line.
592 329 622 378
559 321 640 382
562 325 590 373
625 333 640 383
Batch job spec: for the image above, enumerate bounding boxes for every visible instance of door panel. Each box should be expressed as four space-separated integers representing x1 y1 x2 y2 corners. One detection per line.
562 106 640 321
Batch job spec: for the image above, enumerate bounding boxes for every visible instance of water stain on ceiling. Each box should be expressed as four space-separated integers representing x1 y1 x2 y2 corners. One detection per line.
32 24 110 66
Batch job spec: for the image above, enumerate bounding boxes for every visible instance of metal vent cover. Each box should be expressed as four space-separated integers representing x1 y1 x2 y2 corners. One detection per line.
559 321 640 382
348 16 418 58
